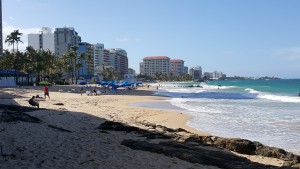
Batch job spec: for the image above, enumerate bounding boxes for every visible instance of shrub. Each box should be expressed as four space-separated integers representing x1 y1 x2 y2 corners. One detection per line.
54 81 70 85
39 82 52 86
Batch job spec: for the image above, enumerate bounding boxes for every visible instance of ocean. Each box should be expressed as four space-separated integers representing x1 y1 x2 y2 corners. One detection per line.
153 79 300 155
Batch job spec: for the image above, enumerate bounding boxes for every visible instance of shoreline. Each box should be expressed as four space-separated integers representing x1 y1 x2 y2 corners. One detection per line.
1 85 300 168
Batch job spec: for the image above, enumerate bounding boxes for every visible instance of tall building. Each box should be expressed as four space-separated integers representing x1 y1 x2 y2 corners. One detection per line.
183 66 188 74
139 62 145 75
0 0 3 56
170 59 184 76
28 27 55 53
141 56 170 76
93 43 111 76
189 66 202 81
54 27 81 57
93 43 104 69
77 42 94 77
108 48 128 75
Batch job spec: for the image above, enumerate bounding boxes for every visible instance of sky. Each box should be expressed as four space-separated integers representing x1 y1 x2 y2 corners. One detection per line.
2 0 300 78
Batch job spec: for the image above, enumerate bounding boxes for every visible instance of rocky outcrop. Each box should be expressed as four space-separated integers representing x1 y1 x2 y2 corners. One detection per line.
98 121 300 168
122 139 288 169
184 135 300 164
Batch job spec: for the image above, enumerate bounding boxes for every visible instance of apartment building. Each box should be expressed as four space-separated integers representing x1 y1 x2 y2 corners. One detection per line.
78 42 94 77
141 56 170 76
189 66 202 80
54 27 81 57
28 27 55 53
108 48 128 75
93 43 111 76
170 59 184 76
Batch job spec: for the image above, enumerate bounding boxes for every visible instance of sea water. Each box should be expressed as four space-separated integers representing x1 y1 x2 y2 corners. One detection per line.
154 79 300 155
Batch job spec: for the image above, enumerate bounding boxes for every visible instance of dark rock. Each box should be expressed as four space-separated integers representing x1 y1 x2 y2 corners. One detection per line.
121 139 285 169
99 120 300 167
53 103 64 106
213 138 257 155
184 135 300 165
98 121 142 132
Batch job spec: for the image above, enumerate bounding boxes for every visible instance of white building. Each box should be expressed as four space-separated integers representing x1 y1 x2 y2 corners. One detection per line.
28 27 55 53
170 59 185 76
93 43 104 76
141 56 170 76
189 66 202 80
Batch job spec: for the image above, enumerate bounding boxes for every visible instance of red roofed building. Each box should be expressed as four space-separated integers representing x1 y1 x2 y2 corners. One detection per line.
140 56 170 76
170 59 185 76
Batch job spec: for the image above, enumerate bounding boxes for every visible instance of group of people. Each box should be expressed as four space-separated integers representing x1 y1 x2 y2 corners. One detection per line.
28 86 50 108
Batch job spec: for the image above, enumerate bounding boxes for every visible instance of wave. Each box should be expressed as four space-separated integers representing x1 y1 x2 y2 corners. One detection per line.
155 90 258 100
155 86 300 103
244 88 300 103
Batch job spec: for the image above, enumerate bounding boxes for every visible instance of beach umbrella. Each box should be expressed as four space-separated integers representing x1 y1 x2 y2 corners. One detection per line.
79 81 87 85
100 80 108 85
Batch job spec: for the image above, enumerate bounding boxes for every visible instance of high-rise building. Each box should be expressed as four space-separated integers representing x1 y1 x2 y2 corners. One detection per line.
77 42 94 77
93 43 104 69
54 27 81 57
28 27 55 53
108 48 128 75
0 0 3 56
141 56 170 76
139 62 145 75
183 66 188 74
170 59 184 76
93 43 111 76
189 66 202 80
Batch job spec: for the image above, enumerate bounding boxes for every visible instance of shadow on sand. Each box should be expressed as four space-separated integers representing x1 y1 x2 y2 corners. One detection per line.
1 94 300 169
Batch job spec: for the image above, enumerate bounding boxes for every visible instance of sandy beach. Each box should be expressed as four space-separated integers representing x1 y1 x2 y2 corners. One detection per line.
1 85 300 169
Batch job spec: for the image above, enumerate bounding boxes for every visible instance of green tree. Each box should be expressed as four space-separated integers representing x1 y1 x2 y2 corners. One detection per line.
5 30 23 52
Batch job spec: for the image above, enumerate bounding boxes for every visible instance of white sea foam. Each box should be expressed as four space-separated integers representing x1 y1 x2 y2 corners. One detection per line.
155 83 300 155
244 88 300 103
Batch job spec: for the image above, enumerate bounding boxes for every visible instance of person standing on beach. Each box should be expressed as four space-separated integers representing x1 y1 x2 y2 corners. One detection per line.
44 85 50 99
80 86 84 96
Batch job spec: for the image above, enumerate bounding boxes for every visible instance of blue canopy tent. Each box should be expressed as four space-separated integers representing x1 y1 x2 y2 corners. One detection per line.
100 81 108 86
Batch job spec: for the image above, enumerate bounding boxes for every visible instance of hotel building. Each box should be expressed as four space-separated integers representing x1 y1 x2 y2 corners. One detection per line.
189 66 202 80
170 59 185 76
141 56 170 76
54 27 81 57
77 42 94 77
108 48 128 75
93 43 111 76
28 27 55 53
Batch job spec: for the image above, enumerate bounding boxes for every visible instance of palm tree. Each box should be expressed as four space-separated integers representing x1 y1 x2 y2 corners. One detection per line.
4 34 15 51
5 30 23 52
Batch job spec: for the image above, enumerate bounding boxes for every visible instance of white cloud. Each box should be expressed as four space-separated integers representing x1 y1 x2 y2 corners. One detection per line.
273 47 300 61
2 22 41 51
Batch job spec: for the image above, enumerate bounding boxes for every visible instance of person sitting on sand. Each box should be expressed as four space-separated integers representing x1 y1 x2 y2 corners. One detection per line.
29 96 39 108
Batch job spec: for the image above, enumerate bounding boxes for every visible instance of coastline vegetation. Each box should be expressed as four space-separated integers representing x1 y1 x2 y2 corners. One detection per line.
0 30 120 85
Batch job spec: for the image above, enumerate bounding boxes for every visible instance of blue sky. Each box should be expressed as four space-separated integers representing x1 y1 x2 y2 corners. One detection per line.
2 0 300 78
